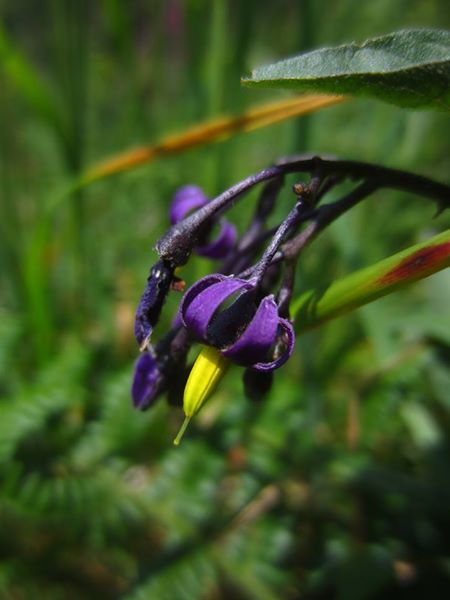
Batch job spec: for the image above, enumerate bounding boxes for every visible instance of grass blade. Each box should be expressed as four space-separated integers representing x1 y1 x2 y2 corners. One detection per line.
82 95 345 184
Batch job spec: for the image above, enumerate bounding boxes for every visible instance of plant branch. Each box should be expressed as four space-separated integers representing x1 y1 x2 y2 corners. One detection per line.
281 181 378 260
156 155 450 267
276 155 450 208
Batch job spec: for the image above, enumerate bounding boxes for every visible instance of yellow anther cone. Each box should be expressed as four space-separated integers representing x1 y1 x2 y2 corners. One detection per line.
173 347 229 445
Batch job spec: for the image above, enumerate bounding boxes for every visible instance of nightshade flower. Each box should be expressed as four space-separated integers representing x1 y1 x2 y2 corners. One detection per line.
130 156 450 444
180 274 295 371
170 185 236 260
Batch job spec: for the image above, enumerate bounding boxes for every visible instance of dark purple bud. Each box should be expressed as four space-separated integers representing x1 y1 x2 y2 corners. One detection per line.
157 165 284 265
170 185 236 260
134 259 174 348
196 221 237 259
180 275 295 371
132 327 191 410
132 351 163 410
170 185 208 225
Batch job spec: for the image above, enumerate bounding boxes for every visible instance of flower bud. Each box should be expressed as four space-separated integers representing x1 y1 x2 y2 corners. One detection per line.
131 351 163 410
170 185 236 260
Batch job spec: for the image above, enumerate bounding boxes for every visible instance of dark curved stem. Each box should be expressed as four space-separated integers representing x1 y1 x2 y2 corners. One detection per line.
222 176 284 274
277 259 297 318
156 166 285 265
276 155 450 206
282 181 379 260
252 202 303 282
156 155 450 267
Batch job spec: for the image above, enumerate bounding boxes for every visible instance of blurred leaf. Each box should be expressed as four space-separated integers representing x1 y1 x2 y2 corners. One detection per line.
125 549 217 600
0 309 22 385
0 342 89 464
428 356 450 410
357 267 450 363
400 402 442 449
216 515 293 600
69 368 166 469
243 29 450 110
0 24 61 131
293 229 450 333
142 440 226 539
335 546 393 600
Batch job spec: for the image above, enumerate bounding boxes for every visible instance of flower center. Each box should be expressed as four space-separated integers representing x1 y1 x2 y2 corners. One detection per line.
207 289 257 348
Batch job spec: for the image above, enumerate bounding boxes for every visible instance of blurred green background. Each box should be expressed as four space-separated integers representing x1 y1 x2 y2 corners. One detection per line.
1 1 450 598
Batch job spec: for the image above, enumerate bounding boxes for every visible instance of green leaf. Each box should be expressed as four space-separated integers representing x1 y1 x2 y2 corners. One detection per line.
125 549 217 600
293 229 450 333
242 29 450 110
400 402 442 450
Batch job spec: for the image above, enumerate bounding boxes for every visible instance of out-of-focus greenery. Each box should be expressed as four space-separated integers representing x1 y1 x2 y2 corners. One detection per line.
0 1 449 598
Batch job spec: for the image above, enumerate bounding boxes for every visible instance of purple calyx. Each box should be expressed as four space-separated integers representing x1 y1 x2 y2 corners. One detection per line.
180 274 294 371
170 185 236 260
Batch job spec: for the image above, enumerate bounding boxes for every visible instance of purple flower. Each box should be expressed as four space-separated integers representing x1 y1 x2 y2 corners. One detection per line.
180 274 294 371
170 185 236 260
131 351 163 410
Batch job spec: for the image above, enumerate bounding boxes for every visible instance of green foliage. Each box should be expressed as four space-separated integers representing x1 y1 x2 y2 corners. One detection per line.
0 1 449 598
243 29 450 110
0 23 62 132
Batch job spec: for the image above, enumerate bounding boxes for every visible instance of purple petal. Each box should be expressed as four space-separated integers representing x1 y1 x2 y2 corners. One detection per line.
131 352 162 410
222 295 279 366
181 276 253 341
171 308 183 329
179 273 225 326
252 317 295 372
196 221 237 259
170 185 208 225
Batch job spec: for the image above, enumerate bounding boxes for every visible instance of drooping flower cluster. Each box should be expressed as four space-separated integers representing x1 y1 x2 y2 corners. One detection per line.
130 155 450 441
131 171 300 415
